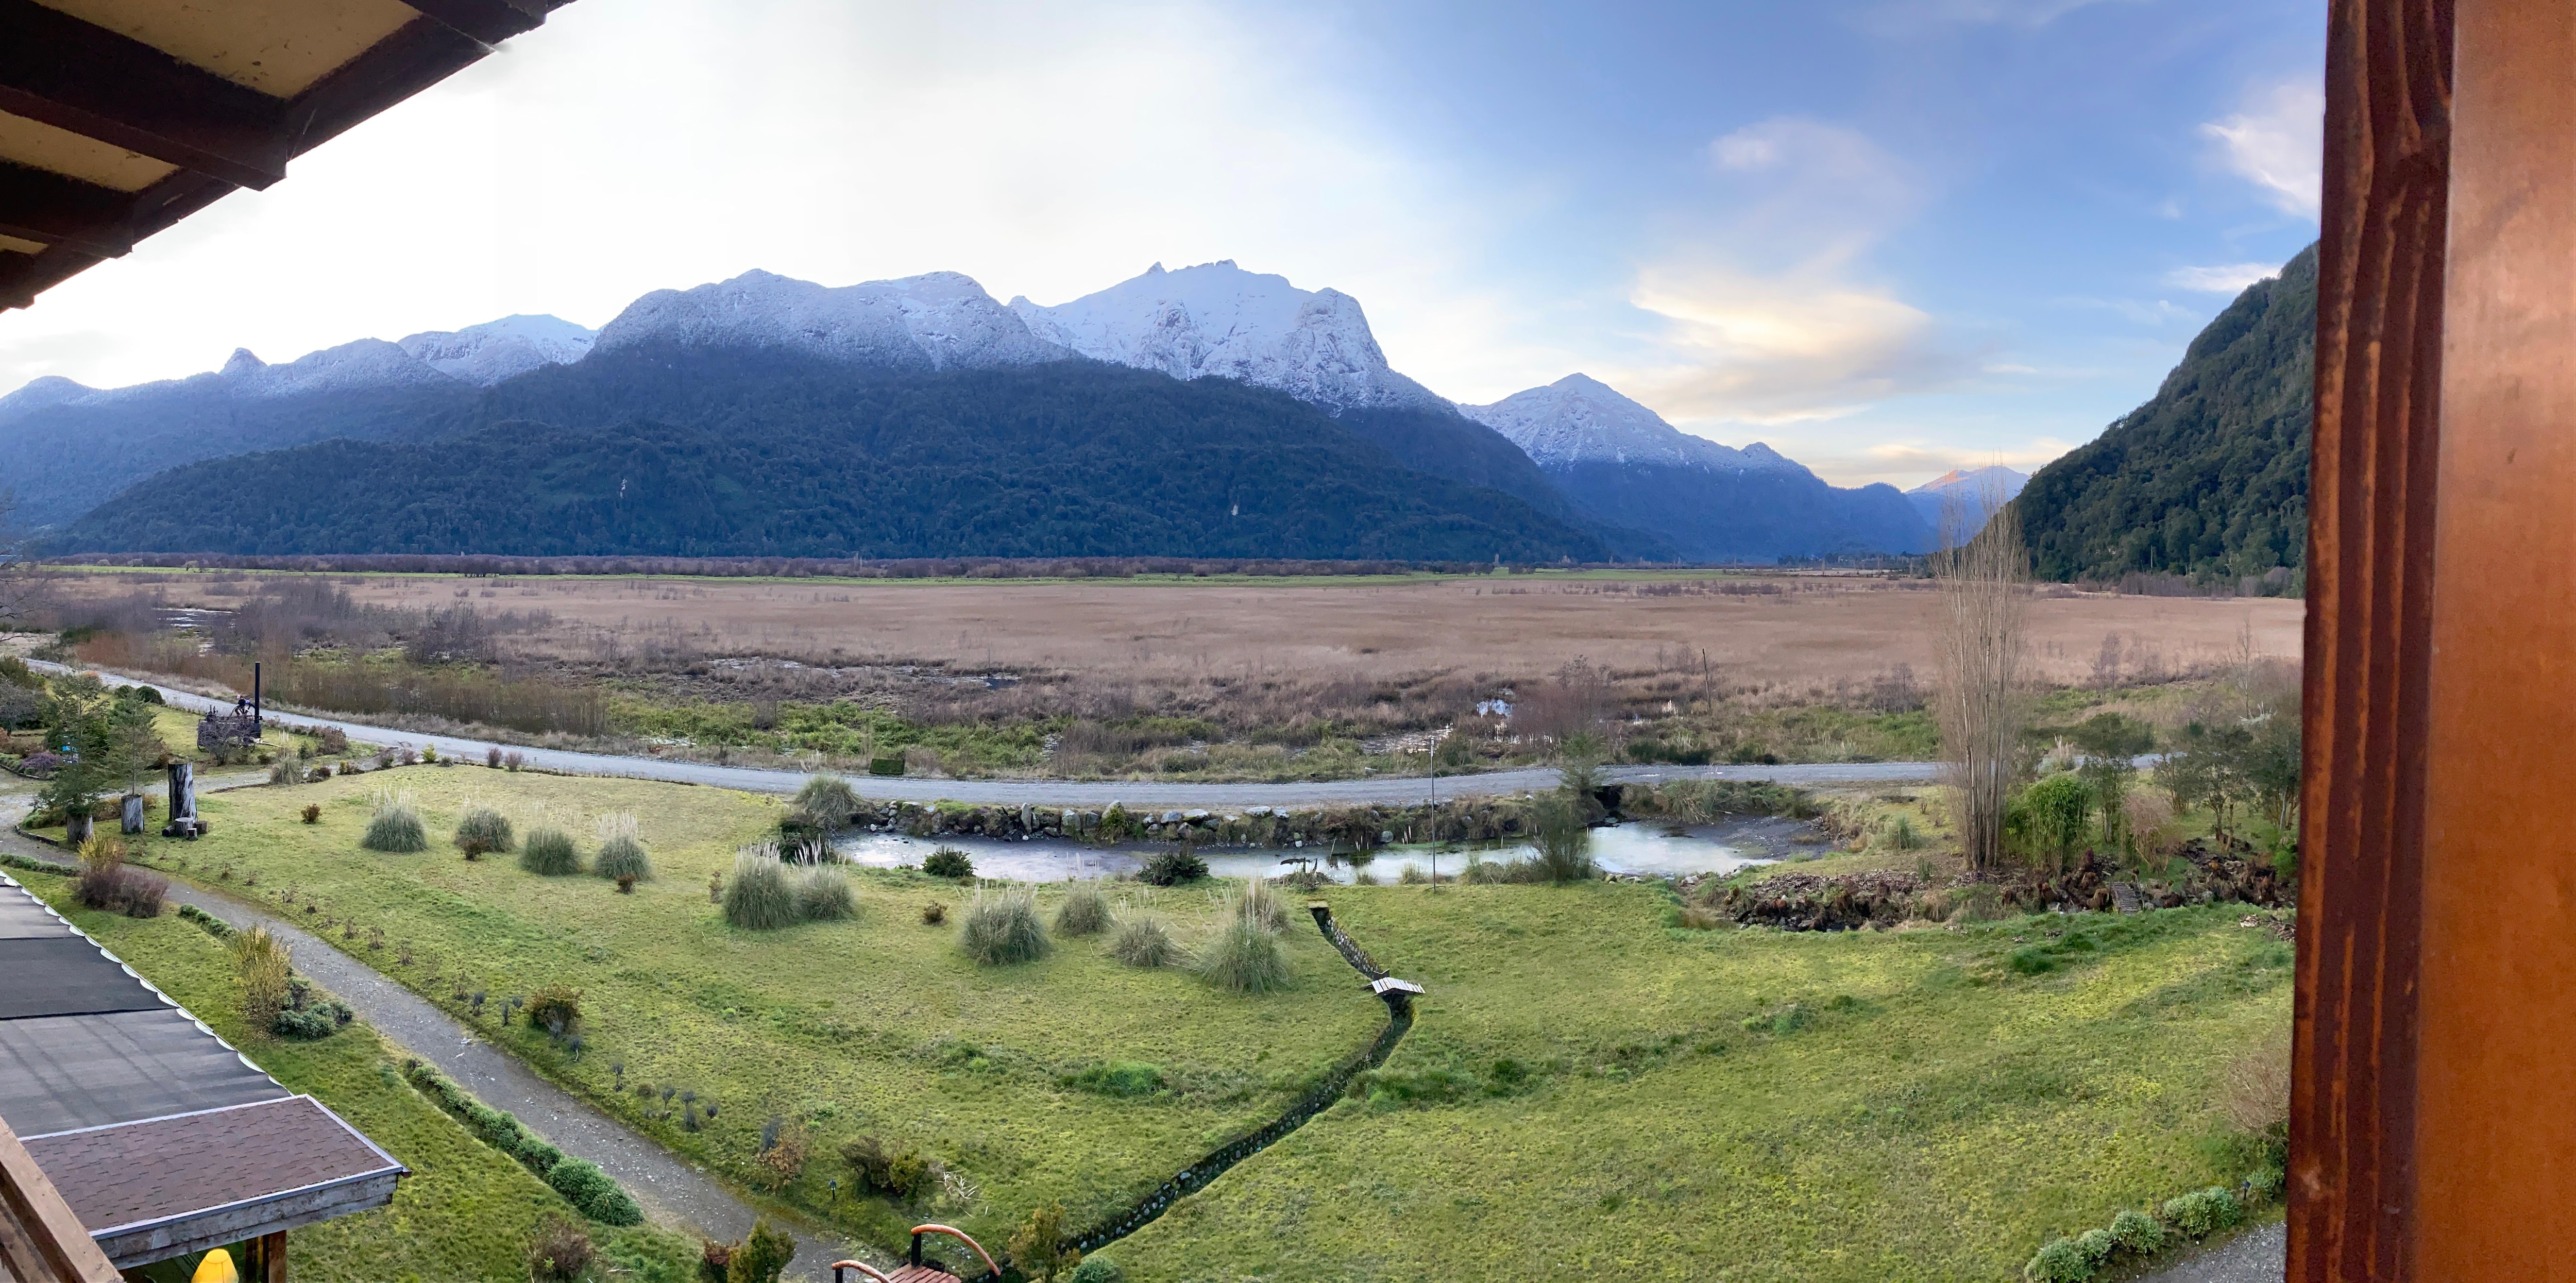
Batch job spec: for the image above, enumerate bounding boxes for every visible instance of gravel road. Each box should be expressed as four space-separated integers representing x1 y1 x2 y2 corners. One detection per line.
2137 1221 2285 1282
36 662 1946 806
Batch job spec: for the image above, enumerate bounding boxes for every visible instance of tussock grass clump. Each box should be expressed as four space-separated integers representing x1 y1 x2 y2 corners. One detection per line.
453 807 514 858
1109 914 1183 969
1530 792 1596 884
1196 884 1290 994
231 924 291 1033
723 846 798 931
1238 876 1289 932
960 884 1051 966
793 774 863 830
520 826 581 876
362 789 428 853
796 864 857 921
1054 881 1112 936
592 813 651 881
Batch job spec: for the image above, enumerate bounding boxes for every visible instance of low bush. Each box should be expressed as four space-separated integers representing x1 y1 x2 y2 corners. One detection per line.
922 847 974 880
728 1219 794 1283
1138 848 1209 886
300 803 321 824
921 900 947 925
521 826 581 876
177 903 234 939
528 1217 595 1282
1109 914 1183 968
2161 1186 2243 1238
362 790 428 853
526 985 583 1036
74 838 163 918
1008 1202 1080 1283
272 995 352 1040
840 1136 935 1201
2023 1236 2092 1283
453 807 514 857
1059 1061 1165 1097
723 846 799 930
1068 1257 1124 1283
269 759 306 786
1054 881 1111 935
547 1158 643 1225
2106 1209 2163 1254
594 813 651 881
960 884 1050 966
796 865 857 921
405 1059 646 1225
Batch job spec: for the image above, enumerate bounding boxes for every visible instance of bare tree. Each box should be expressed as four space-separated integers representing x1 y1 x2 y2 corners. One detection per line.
1933 478 2029 873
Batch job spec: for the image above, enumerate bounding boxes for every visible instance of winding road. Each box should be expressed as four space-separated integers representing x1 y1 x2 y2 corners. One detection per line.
33 662 1947 806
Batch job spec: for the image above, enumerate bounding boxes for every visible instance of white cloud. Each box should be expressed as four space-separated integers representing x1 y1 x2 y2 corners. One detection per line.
1851 0 2142 36
2202 81 2324 215
1802 437 2077 491
2163 263 2279 294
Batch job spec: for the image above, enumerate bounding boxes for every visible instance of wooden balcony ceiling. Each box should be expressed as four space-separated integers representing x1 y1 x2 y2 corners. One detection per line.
0 0 576 311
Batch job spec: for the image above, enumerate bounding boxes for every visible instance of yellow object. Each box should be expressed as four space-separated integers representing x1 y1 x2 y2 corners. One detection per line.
191 1248 240 1283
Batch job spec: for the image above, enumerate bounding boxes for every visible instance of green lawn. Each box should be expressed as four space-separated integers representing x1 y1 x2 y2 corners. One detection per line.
9 868 696 1283
121 767 2288 1281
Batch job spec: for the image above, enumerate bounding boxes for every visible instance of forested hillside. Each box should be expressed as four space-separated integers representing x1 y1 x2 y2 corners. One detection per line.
2019 243 2317 582
60 352 1608 562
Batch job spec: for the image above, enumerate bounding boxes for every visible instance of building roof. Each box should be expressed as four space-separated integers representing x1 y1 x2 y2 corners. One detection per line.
0 0 577 311
0 874 405 1270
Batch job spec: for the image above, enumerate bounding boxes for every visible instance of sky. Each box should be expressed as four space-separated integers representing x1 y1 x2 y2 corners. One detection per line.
0 0 2323 489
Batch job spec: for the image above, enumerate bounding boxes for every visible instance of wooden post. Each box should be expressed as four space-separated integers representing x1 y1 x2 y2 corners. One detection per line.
244 1230 286 1282
2298 0 2576 1277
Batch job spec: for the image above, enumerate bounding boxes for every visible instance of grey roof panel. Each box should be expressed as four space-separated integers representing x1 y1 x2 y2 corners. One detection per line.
0 938 167 1021
0 1009 286 1139
0 889 69 939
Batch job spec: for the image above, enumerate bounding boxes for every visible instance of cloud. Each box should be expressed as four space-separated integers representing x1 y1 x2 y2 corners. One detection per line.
2201 81 2323 215
1704 117 1918 266
1850 0 2141 36
1800 437 2078 490
2163 263 2279 294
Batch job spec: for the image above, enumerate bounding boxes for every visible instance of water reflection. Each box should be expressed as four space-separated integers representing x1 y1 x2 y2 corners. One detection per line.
833 815 1815 884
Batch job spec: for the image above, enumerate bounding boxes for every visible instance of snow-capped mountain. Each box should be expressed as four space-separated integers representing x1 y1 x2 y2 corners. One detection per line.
1905 465 2027 533
597 269 1065 370
1462 374 1803 475
399 314 595 386
1010 261 1442 414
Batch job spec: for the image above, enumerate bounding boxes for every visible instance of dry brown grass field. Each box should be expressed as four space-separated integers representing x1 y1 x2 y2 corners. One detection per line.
170 571 2302 686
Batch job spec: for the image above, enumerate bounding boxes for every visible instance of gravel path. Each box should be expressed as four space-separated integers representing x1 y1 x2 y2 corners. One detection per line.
0 825 877 1281
2134 1222 2285 1282
35 662 1945 805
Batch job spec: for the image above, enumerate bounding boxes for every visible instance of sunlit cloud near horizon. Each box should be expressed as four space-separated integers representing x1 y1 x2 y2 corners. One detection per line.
0 0 2321 489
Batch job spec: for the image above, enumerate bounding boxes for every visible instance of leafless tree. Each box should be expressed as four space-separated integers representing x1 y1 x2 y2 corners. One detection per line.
1933 478 2028 873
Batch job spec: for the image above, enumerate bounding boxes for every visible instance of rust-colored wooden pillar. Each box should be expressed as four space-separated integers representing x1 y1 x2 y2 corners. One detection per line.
243 1231 287 1282
2297 0 2576 1278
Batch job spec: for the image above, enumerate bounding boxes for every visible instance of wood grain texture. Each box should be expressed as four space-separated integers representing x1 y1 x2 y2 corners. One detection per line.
2414 2 2576 1277
2292 1 2452 1279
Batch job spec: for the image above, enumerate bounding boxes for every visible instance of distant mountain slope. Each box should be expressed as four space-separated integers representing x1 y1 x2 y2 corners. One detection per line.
60 353 1608 562
1464 374 1933 562
2018 243 2317 581
1906 465 2027 535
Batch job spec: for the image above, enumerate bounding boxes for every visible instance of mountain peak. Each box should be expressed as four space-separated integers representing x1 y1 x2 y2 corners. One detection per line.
1010 261 1442 413
398 314 596 386
595 269 1066 371
1462 375 1806 477
1907 464 2027 496
221 348 264 377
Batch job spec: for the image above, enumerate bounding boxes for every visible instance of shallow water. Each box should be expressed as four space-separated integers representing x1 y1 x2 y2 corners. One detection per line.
832 815 1816 884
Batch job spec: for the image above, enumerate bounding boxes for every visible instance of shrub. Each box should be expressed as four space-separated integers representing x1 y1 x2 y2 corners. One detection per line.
487 747 504 769
698 1238 733 1283
723 847 798 930
2021 772 2094 869
796 865 856 921
300 803 321 824
1054 881 1111 935
1110 914 1183 968
2074 1229 2114 1264
1008 1202 1080 1282
2107 1209 2164 1255
1196 893 1289 994
1059 1061 1164 1097
231 925 292 1033
454 807 514 857
1138 848 1209 886
2161 1186 2245 1238
594 813 651 881
1530 791 1595 883
754 1120 809 1191
272 1000 350 1039
528 1217 596 1282
2023 1237 2093 1283
547 1157 643 1224
269 759 306 786
362 791 428 853
922 847 974 880
960 884 1051 966
921 900 948 925
616 873 637 893
1069 1257 1125 1283
521 826 581 876
726 1219 794 1283
793 774 863 830
525 985 583 1036
2218 1025 2293 1138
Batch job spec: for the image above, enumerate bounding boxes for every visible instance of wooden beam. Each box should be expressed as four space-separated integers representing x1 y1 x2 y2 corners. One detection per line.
0 159 135 256
0 0 292 190
278 18 496 159
2292 1 2451 1279
0 1120 120 1283
400 0 561 48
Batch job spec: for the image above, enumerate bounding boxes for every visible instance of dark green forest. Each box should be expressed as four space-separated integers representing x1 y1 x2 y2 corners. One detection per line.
2018 242 2317 582
62 353 1607 562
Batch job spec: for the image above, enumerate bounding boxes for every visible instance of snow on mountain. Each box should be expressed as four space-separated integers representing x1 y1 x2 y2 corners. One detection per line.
399 314 595 386
1461 374 1805 476
0 374 97 421
1905 464 2027 531
215 340 466 399
594 269 1065 370
1010 261 1442 414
